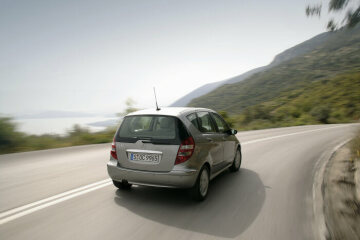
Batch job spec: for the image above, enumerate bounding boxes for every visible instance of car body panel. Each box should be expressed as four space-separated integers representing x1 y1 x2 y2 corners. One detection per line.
115 141 179 172
222 133 238 163
107 158 198 188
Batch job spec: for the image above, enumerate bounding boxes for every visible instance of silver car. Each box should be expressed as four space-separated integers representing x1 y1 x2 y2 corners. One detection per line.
107 107 241 200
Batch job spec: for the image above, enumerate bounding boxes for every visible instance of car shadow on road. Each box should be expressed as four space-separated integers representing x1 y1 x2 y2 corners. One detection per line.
113 168 265 238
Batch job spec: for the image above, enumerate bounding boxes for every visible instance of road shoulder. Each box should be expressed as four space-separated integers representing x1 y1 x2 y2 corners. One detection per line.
322 142 360 239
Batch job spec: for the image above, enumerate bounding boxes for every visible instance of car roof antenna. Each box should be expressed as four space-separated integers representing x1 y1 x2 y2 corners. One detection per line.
153 87 161 111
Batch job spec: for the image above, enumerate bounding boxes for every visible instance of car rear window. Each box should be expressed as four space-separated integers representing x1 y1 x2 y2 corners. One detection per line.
116 115 189 144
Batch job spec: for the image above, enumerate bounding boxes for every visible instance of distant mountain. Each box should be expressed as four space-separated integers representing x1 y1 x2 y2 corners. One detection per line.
170 66 271 107
88 117 122 127
170 30 337 107
170 81 225 107
188 25 360 114
269 31 330 65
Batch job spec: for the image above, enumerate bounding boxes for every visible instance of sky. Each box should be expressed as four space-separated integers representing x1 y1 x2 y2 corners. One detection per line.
0 0 330 116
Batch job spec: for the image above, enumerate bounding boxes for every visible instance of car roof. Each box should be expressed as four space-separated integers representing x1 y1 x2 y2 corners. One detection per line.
126 107 215 117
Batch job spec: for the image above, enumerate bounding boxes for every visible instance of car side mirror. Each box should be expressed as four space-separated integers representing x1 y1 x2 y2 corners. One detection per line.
226 129 237 135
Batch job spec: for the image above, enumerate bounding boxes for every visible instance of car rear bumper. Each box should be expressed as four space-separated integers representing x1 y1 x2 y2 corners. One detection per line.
107 159 198 188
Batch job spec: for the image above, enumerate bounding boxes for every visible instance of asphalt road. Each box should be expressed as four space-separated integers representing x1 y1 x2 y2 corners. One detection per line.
0 124 358 240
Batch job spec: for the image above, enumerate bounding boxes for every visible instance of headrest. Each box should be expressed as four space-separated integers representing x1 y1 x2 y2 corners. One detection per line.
160 118 173 129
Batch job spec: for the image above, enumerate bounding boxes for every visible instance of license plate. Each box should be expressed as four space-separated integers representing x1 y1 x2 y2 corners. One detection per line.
129 153 160 164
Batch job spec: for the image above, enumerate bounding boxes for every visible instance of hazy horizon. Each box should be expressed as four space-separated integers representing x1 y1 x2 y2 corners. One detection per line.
1 0 330 116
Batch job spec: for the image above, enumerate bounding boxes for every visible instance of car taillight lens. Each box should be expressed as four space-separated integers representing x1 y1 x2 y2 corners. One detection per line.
110 138 118 160
175 136 195 165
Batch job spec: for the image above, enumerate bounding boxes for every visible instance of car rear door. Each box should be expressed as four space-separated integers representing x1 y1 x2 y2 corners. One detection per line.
115 115 185 172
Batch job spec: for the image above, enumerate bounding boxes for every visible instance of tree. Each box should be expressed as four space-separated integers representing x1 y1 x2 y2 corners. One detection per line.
306 0 360 31
0 117 23 153
117 98 139 117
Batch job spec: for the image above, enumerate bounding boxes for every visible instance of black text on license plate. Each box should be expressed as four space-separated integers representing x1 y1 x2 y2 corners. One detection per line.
130 153 160 163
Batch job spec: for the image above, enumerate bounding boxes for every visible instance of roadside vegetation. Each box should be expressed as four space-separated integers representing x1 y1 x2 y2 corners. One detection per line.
232 71 360 130
0 117 117 154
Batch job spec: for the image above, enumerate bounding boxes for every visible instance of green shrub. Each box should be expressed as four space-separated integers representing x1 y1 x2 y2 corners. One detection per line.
310 105 331 123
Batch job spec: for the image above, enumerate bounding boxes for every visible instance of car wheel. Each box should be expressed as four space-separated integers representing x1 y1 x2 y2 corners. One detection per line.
191 166 210 201
112 180 132 190
229 148 242 172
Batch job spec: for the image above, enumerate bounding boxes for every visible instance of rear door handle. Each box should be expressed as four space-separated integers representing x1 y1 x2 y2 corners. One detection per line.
206 138 214 142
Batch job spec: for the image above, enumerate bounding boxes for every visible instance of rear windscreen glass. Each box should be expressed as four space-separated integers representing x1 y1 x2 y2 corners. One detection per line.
116 115 189 144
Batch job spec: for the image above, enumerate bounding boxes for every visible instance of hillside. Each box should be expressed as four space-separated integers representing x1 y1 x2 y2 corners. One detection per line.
188 25 360 115
171 29 340 107
170 66 267 107
233 71 360 129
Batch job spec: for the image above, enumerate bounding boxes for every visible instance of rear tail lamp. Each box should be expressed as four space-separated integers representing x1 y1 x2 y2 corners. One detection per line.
110 138 118 160
175 136 195 165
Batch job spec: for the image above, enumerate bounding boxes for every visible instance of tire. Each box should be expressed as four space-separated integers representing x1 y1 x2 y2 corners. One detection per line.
229 148 242 172
190 166 210 201
112 180 132 190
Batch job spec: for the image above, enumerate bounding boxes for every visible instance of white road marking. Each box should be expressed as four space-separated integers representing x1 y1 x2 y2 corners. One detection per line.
0 181 112 225
0 124 351 225
0 178 111 220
